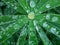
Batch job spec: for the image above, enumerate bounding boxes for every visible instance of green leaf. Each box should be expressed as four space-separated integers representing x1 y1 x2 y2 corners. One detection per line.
28 20 38 45
54 6 60 14
34 21 53 45
1 0 60 45
1 36 16 45
0 15 28 43
37 0 60 13
17 0 30 13
3 0 26 15
35 14 60 37
38 20 60 38
16 25 28 45
0 15 20 25
35 14 60 24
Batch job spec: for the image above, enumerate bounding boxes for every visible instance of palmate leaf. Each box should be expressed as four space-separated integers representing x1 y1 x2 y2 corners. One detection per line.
0 0 60 45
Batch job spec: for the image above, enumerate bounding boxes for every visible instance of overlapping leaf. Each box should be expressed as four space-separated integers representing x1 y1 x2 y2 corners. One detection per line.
0 0 60 45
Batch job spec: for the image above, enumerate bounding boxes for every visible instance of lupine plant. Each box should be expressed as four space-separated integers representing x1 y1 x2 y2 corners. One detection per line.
0 0 60 45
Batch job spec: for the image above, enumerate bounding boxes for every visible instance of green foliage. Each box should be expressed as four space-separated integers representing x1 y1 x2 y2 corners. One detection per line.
0 0 60 45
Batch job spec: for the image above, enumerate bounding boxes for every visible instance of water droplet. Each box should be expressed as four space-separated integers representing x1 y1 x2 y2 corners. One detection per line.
33 20 36 26
46 4 50 8
39 11 42 14
50 27 56 34
12 15 18 19
11 4 14 6
34 8 38 12
52 17 58 22
14 6 17 9
7 41 10 44
13 24 20 30
6 34 10 37
30 0 35 8
46 14 50 20
26 10 30 13
29 41 34 45
0 35 2 39
30 32 35 36
0 2 4 7
43 22 48 27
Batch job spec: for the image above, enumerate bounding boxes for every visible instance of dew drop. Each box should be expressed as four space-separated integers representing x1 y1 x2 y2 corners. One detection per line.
26 10 30 13
46 4 50 8
0 35 2 39
50 27 56 34
30 32 35 36
12 15 18 19
52 17 58 22
34 8 38 12
43 22 48 27
46 14 50 20
29 41 34 45
30 0 35 8
13 24 20 30
14 6 17 9
39 11 42 14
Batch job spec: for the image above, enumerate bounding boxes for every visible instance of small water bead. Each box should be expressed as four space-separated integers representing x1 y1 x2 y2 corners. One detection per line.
7 5 10 8
52 17 58 22
30 0 36 8
6 2 10 4
11 4 14 7
56 31 59 35
33 20 36 26
12 15 18 19
14 6 17 9
6 34 10 37
34 8 38 12
0 35 2 39
13 24 20 30
30 32 35 36
1 27 5 31
20 28 26 36
33 21 39 31
29 41 34 45
11 42 15 45
46 4 50 8
25 7 27 9
30 28 33 31
0 2 4 7
0 12 2 15
26 10 30 13
7 41 10 44
6 26 11 30
55 1 58 2
39 11 42 14
43 22 48 27
46 14 50 20
50 27 56 34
